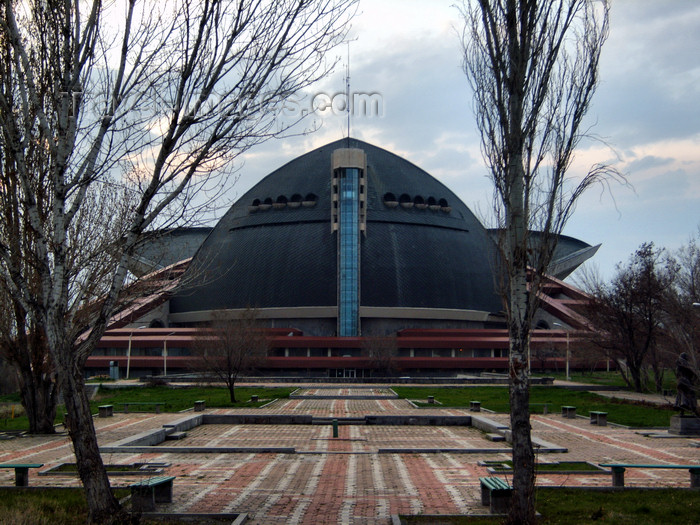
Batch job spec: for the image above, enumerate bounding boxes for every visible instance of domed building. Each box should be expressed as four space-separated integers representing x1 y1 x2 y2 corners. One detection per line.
88 139 596 378
169 138 504 335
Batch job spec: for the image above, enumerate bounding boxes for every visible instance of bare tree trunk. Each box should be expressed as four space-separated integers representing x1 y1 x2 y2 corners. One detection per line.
629 362 644 393
616 360 634 390
59 360 127 523
17 368 57 434
228 379 237 403
508 329 535 524
633 374 643 393
506 156 536 524
1 302 59 434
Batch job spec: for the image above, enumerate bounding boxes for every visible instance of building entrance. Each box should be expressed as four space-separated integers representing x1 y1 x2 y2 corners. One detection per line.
330 368 357 378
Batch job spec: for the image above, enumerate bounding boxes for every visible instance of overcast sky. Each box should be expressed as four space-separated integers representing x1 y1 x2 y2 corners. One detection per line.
233 0 700 282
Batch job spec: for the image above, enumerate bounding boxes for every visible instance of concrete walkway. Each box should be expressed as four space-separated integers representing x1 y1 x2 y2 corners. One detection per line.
552 378 692 408
1 385 698 524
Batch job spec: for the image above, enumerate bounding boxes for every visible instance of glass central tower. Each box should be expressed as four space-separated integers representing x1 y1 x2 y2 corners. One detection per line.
331 148 367 337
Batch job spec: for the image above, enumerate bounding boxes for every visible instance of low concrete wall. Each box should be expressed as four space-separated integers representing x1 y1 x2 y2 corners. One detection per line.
472 414 567 453
163 415 203 432
102 428 166 450
202 414 313 425
365 415 471 426
141 374 556 385
470 415 509 433
498 429 567 453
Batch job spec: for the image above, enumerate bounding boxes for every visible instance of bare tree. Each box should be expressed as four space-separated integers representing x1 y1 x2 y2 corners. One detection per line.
0 7 60 433
363 334 397 376
584 243 675 393
0 0 356 521
0 291 58 434
192 309 268 403
659 232 700 398
676 231 700 303
0 157 130 433
459 1 617 522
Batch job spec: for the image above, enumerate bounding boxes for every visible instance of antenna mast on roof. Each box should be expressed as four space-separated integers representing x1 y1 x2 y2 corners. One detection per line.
346 41 351 147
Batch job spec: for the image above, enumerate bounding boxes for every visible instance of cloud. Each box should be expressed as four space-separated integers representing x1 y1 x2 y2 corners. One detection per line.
624 155 674 173
589 1 700 147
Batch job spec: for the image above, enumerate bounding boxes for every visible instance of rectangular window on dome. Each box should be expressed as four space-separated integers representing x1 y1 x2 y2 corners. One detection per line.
338 167 360 337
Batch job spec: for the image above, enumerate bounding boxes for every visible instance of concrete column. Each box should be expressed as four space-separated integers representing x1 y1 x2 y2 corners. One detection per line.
612 467 625 487
14 468 29 487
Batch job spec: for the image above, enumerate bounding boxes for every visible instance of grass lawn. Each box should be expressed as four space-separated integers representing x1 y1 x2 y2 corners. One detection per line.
0 382 678 430
0 487 236 524
482 460 602 473
393 386 676 427
0 385 293 432
1 487 696 525
90 385 294 412
533 370 678 392
403 488 700 525
0 488 128 525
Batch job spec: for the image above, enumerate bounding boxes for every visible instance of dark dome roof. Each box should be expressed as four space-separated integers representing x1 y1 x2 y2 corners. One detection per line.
169 138 502 315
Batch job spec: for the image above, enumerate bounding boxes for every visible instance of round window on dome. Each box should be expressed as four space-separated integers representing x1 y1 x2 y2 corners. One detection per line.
258 197 273 211
383 192 398 208
248 198 261 213
289 193 303 208
302 193 318 207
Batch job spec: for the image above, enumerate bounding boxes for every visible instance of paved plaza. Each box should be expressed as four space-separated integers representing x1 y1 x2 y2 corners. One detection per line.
1 385 699 524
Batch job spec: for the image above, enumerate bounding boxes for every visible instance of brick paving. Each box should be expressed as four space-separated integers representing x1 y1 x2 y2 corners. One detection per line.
0 386 699 524
292 388 397 398
157 424 505 453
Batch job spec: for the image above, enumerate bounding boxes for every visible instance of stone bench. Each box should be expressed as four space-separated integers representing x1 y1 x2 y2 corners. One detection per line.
589 411 607 426
130 475 176 512
0 463 44 486
479 476 511 514
194 400 206 412
561 405 576 419
98 405 113 418
599 463 700 488
470 400 481 412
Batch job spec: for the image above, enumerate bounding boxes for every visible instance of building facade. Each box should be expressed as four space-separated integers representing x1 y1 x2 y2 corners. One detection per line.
87 139 597 378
